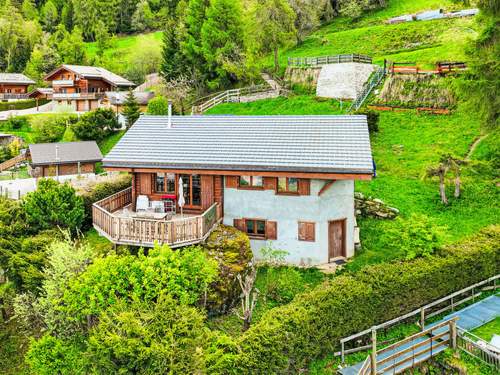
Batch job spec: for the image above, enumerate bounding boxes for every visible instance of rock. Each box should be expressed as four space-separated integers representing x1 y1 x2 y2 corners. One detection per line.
373 198 384 204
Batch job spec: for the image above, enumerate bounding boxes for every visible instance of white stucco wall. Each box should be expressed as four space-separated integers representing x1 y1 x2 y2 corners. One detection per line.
223 179 355 266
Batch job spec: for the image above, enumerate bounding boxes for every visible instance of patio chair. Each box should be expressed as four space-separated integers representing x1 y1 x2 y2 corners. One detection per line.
136 195 149 211
151 201 165 213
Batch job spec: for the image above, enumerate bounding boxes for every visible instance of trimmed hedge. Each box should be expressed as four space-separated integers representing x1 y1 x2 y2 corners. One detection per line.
0 99 49 112
208 226 500 373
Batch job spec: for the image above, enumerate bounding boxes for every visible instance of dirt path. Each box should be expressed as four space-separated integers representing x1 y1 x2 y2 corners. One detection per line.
466 134 489 161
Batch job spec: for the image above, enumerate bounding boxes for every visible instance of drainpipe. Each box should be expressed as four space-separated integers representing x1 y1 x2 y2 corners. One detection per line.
168 100 172 129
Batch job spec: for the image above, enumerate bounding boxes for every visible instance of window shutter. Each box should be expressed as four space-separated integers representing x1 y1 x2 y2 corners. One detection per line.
298 179 310 195
263 177 277 190
298 221 315 242
225 176 238 188
266 221 277 240
233 218 245 231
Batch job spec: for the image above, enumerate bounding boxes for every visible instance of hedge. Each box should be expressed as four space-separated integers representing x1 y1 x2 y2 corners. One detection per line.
78 174 132 229
208 226 500 373
0 99 49 112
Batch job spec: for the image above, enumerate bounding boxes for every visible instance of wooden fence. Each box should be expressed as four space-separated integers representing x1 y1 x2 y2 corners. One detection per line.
0 153 28 172
92 188 220 247
457 328 500 370
340 274 500 362
287 54 372 67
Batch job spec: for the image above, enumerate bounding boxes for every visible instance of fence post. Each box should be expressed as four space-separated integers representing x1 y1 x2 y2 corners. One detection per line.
341 341 345 363
420 307 425 330
449 320 457 349
370 327 377 375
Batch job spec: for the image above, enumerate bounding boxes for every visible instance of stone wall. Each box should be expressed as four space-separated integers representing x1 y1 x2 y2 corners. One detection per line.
355 192 399 219
284 67 321 89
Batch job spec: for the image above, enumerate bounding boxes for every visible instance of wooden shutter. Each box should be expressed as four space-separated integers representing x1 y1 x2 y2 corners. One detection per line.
266 221 277 240
263 177 277 190
233 218 245 231
298 179 311 195
225 176 238 188
298 221 315 242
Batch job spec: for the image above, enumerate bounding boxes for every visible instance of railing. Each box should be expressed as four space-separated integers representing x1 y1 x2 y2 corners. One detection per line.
0 93 29 100
287 54 372 67
340 274 500 362
0 153 27 172
191 84 276 114
358 318 457 375
457 328 500 370
51 92 105 100
92 188 221 247
348 66 386 112
52 79 74 86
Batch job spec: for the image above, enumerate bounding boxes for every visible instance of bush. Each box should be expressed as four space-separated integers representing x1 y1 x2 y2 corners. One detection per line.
4 116 29 130
78 174 132 229
147 95 169 115
355 109 379 133
261 266 305 304
23 179 85 234
0 99 49 112
208 226 500 373
204 225 253 314
31 114 76 143
86 295 208 374
71 108 120 141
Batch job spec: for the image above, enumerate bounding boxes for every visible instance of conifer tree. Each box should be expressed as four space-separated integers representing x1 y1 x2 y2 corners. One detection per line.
122 90 141 129
160 20 183 81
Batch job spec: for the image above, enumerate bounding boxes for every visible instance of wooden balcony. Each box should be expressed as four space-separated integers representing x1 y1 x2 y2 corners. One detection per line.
92 187 222 247
0 93 29 100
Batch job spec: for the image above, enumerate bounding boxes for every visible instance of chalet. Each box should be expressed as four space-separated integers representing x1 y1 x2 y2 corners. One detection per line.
28 141 102 178
0 73 35 101
94 114 373 266
44 65 135 112
102 91 154 113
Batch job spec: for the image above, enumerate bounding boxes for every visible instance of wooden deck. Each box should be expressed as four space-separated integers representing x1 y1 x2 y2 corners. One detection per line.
92 187 221 247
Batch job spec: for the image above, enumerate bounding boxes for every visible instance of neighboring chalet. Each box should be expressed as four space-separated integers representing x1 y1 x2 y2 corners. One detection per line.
102 91 154 113
94 115 373 265
44 65 135 112
28 141 102 178
0 73 35 101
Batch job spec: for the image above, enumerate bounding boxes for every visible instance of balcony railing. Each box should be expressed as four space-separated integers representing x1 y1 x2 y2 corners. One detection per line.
0 93 29 100
52 79 74 86
92 187 221 247
52 92 105 100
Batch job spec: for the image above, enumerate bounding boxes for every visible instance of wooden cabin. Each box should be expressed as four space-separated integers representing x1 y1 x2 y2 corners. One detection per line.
0 73 35 100
93 114 374 265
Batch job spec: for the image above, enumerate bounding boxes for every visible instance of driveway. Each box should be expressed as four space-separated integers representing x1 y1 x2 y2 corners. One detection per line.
0 102 55 120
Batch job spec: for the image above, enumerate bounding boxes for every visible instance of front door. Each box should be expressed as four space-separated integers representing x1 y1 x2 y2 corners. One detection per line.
328 219 346 260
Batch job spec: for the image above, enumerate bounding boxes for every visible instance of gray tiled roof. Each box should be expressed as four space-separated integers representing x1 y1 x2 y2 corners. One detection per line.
62 65 134 87
103 115 374 175
29 141 103 166
0 73 35 85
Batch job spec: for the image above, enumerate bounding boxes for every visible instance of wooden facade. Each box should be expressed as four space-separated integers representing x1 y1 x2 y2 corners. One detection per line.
0 83 30 94
30 161 96 178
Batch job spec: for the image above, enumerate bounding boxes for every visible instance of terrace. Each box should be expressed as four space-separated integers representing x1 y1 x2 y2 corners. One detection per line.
92 187 221 247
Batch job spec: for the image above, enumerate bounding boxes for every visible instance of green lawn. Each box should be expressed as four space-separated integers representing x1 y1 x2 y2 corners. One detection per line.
472 316 500 342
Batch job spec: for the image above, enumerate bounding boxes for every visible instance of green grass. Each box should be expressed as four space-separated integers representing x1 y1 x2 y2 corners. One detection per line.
98 130 126 155
472 317 500 342
0 166 30 180
206 95 347 115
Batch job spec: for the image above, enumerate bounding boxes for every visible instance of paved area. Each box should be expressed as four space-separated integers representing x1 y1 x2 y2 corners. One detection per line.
316 62 376 99
0 102 54 120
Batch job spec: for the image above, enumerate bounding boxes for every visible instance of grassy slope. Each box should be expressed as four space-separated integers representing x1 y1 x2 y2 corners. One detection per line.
472 316 500 342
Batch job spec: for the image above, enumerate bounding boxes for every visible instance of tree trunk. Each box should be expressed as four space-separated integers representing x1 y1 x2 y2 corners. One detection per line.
439 174 448 204
454 174 461 198
242 318 251 331
274 47 280 73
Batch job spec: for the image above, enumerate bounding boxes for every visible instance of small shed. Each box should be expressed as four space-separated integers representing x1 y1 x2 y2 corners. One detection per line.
28 141 103 178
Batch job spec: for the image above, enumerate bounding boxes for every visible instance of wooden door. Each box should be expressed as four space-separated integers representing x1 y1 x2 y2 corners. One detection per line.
328 219 346 260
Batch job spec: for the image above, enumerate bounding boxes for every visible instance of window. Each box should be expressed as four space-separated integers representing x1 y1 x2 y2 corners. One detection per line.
155 173 176 193
298 221 315 242
245 219 266 238
239 175 263 188
278 177 299 194
180 174 201 207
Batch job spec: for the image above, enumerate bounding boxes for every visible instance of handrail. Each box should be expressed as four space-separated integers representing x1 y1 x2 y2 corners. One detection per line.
457 327 500 369
348 66 386 112
288 54 372 67
0 153 27 172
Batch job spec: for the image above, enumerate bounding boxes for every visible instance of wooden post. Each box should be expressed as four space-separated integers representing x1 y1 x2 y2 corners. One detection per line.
472 287 475 302
451 296 454 311
420 307 425 331
449 319 457 349
341 342 345 363
370 327 377 375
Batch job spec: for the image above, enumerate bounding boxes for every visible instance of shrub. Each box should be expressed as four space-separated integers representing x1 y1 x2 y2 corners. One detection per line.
23 179 85 234
355 109 379 133
207 226 500 373
0 99 48 112
147 95 169 115
204 225 253 314
31 114 76 143
71 108 120 141
86 295 208 374
5 116 29 130
77 174 132 229
261 266 305 304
